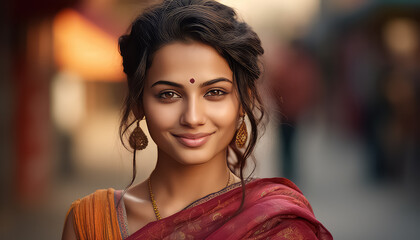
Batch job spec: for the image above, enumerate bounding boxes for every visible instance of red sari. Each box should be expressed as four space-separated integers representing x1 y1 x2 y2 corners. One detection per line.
125 178 332 239
68 178 332 239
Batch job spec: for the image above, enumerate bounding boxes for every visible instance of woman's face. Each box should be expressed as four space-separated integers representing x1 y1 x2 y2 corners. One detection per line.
142 41 241 165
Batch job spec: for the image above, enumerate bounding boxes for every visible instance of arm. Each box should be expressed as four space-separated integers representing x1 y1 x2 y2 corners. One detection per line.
61 209 77 240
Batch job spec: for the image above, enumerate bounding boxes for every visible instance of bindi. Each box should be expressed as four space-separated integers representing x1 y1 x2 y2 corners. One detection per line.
189 78 195 84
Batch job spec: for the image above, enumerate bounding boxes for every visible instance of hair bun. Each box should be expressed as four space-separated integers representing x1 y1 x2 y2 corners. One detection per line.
119 34 140 77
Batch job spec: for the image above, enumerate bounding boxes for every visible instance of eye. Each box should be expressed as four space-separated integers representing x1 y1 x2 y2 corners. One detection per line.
205 89 227 97
158 91 181 101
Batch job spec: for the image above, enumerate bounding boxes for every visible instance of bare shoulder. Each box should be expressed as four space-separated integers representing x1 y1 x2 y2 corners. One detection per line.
124 181 156 234
61 208 77 240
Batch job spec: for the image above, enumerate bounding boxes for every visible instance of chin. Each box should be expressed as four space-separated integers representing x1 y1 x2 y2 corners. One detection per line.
158 144 223 167
172 149 217 166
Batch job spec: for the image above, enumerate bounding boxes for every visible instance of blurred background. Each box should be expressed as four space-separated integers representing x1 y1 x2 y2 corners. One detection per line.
1 0 419 239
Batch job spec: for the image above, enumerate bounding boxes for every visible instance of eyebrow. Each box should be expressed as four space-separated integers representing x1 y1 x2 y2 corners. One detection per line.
151 78 233 88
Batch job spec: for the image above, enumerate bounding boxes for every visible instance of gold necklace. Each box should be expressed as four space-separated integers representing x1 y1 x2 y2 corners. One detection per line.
148 177 161 220
148 171 232 221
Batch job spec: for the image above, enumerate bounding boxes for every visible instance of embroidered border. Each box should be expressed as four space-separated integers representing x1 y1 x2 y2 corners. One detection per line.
183 178 255 210
114 190 130 239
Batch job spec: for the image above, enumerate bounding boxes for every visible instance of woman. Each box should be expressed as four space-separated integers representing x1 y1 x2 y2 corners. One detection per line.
62 0 333 239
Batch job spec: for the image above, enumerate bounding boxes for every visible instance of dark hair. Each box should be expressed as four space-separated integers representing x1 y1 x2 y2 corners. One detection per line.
118 0 265 212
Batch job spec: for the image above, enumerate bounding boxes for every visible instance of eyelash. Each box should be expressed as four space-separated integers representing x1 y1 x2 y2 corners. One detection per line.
157 89 227 101
204 89 227 97
158 91 181 99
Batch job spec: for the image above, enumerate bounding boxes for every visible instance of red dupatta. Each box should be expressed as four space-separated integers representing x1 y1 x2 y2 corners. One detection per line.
125 178 332 239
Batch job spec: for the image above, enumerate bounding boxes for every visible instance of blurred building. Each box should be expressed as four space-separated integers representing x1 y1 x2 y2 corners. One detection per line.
310 0 420 185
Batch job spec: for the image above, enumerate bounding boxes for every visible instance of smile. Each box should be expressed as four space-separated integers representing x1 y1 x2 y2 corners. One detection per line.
172 132 214 148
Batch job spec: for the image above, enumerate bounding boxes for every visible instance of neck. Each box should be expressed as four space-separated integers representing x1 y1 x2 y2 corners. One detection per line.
149 148 231 216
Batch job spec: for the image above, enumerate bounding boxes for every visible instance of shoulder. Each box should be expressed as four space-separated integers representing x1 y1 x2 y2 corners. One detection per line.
244 178 333 239
246 178 314 216
64 188 120 239
69 188 116 214
249 178 309 200
249 177 302 192
74 188 116 203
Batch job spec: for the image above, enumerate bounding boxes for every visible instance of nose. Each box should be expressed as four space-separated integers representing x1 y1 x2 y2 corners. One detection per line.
179 96 206 127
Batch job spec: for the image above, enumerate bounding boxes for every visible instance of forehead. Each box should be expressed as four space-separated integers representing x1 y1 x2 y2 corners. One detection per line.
146 41 233 85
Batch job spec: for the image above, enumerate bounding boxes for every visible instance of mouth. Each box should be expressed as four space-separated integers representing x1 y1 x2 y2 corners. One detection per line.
171 132 214 148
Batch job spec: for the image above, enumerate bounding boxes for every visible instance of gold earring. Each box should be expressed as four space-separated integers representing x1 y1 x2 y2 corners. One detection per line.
235 116 247 148
129 120 148 150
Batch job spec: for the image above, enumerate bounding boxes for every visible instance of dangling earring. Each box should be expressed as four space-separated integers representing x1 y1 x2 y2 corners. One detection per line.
235 115 247 148
129 119 148 150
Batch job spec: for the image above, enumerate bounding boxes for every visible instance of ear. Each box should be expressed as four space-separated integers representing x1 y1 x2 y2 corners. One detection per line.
239 106 245 117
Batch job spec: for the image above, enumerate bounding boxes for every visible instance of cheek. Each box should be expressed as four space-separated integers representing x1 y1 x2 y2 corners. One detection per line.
143 96 180 132
207 96 240 130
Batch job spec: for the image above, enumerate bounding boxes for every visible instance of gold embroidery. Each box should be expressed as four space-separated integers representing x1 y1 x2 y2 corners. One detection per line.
255 215 268 224
168 231 186 240
212 212 223 221
187 221 202 232
276 226 304 240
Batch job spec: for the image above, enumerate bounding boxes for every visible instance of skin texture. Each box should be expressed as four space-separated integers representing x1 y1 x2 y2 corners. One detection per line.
125 41 241 233
61 41 242 239
143 41 240 166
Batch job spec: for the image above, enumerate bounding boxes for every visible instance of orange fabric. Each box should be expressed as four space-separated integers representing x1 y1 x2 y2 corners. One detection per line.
66 188 122 240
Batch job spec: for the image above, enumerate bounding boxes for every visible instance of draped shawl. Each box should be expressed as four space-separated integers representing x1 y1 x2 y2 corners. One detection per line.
67 178 333 239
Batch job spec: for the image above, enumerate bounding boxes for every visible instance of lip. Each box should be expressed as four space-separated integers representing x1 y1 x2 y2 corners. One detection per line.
172 132 214 148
